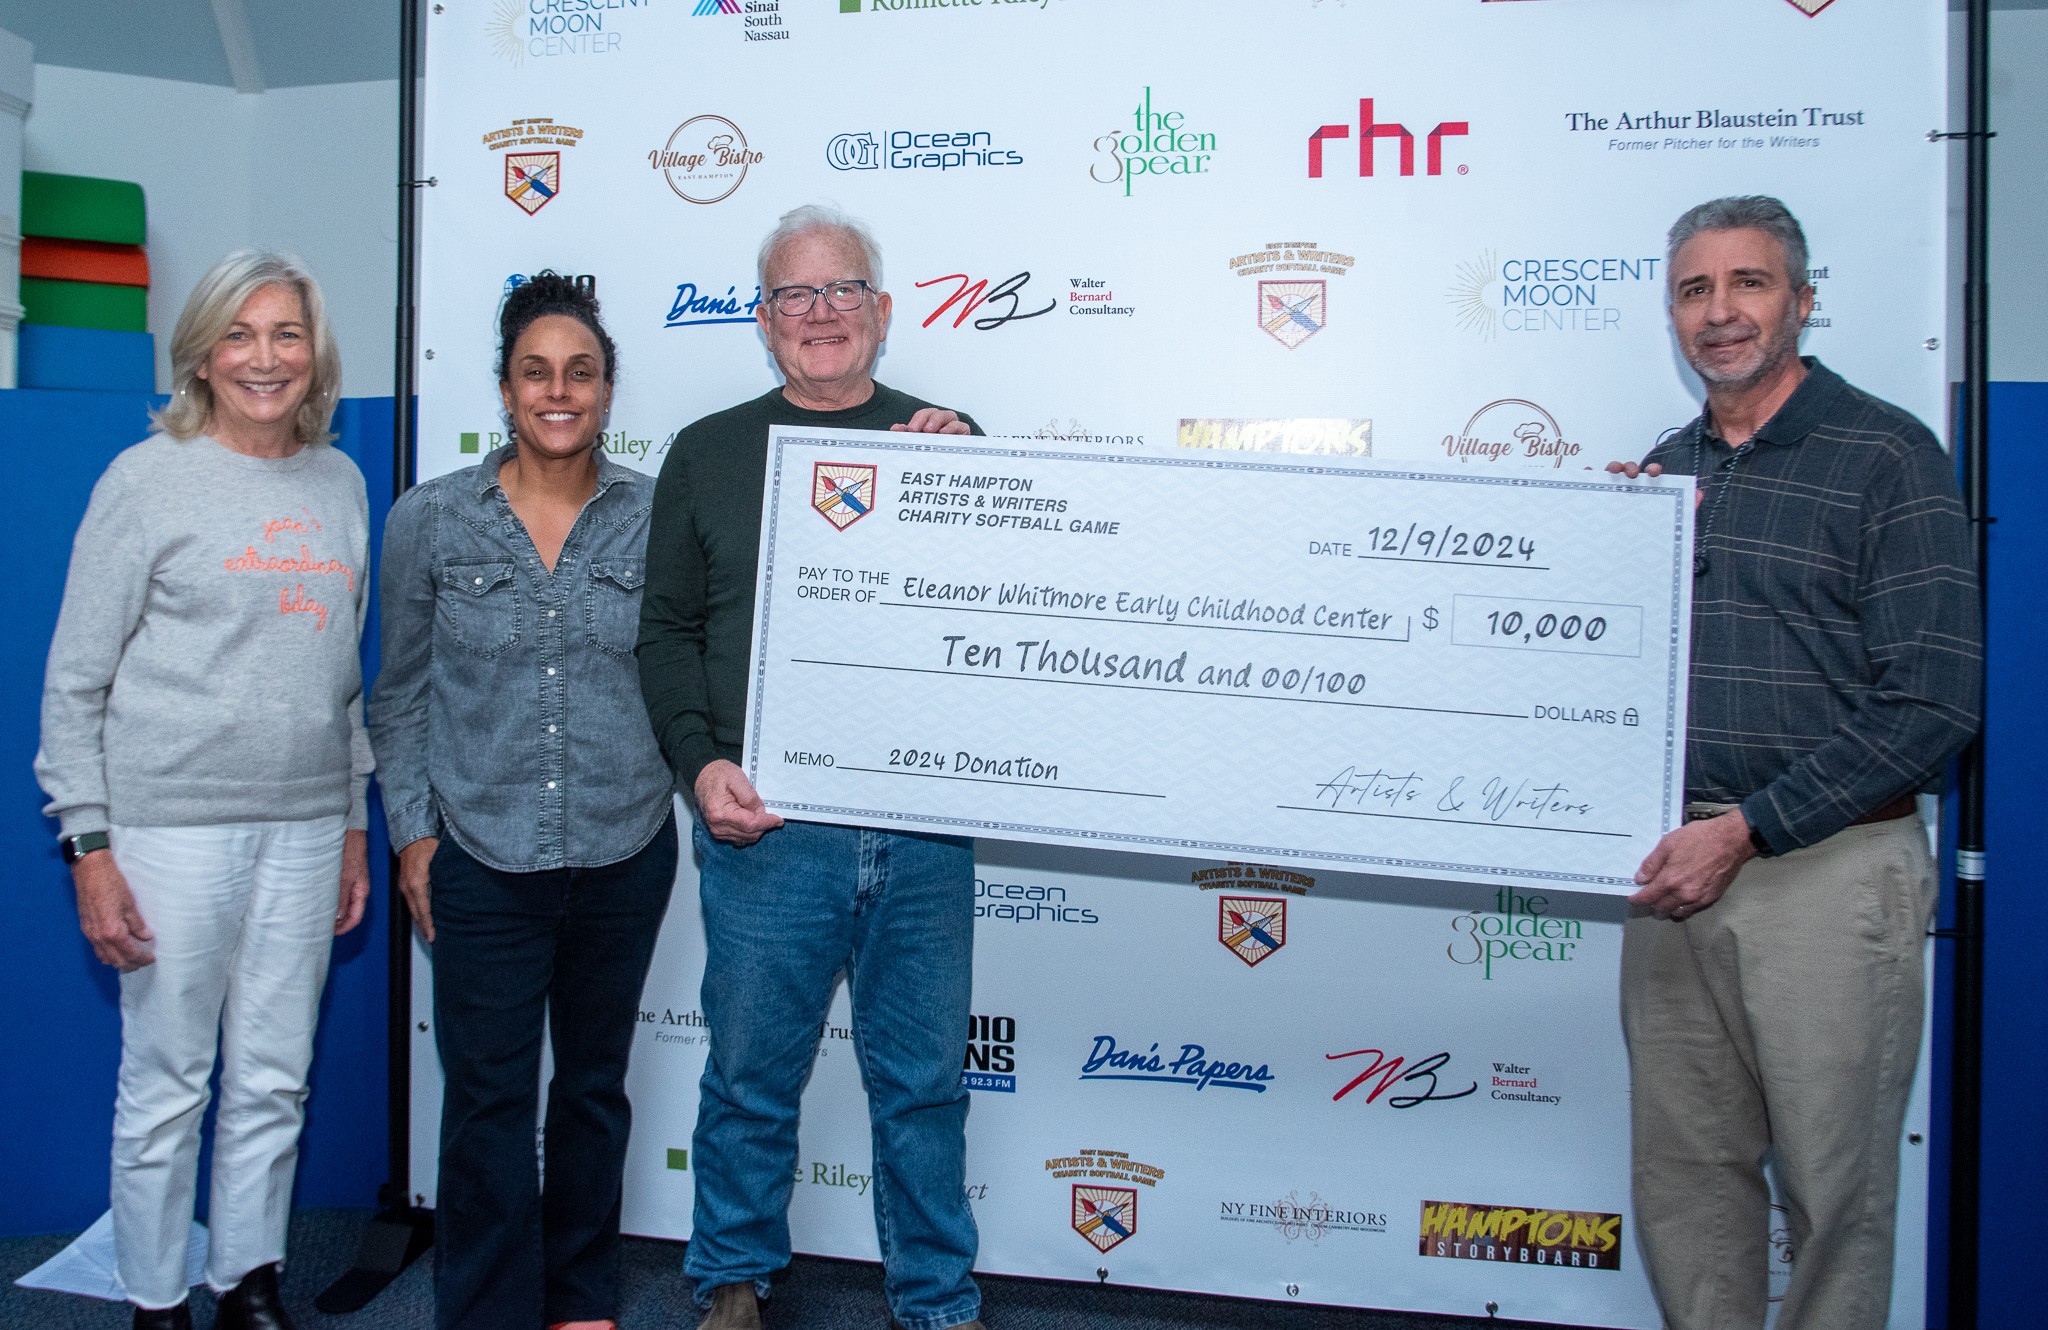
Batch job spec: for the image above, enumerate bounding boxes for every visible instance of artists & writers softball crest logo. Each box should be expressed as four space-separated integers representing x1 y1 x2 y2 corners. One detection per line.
1219 896 1287 966
813 463 878 530
1073 1186 1137 1252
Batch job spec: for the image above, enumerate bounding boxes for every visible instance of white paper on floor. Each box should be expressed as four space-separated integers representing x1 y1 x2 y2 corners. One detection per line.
14 1210 208 1302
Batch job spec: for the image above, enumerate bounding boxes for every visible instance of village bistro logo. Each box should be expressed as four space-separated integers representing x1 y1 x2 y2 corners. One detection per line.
1218 896 1286 967
1308 98 1468 178
649 116 762 205
917 272 1054 330
963 1013 1017 1092
665 281 762 328
1229 242 1354 351
1418 1200 1623 1271
1091 88 1216 197
1044 1147 1165 1252
1447 249 1664 339
1443 399 1583 469
482 119 583 215
1080 1036 1275 1092
827 129 1022 172
1447 887 1583 979
812 462 877 530
489 0 651 63
1219 1192 1388 1243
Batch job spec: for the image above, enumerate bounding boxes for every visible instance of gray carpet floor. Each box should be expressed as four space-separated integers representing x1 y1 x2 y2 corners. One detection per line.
1 1210 1547 1330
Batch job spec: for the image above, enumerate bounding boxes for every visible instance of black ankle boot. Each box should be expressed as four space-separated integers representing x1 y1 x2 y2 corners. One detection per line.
215 1263 296 1330
132 1302 191 1330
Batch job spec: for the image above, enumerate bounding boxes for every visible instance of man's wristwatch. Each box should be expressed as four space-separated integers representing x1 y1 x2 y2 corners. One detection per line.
1747 824 1774 859
60 831 110 864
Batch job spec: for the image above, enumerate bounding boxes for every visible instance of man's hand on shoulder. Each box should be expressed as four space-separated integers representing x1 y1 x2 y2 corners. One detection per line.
1628 810 1757 920
891 408 972 436
695 759 785 847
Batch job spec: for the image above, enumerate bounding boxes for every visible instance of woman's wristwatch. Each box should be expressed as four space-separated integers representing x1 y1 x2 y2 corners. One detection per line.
60 831 110 864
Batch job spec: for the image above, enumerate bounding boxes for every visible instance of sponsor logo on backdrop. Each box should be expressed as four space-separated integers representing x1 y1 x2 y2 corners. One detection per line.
1489 1059 1561 1106
1219 1192 1388 1242
692 0 791 41
640 1005 709 1047
1448 249 1662 339
1443 399 1582 469
1066 277 1133 318
812 462 878 530
459 425 658 462
796 1160 872 1196
1568 101 1861 154
1308 98 1468 177
665 281 762 328
841 0 1064 16
1080 1036 1275 1092
1418 1200 1623 1271
963 1013 1017 1092
1447 887 1583 979
917 272 1055 330
1092 88 1216 197
482 119 583 215
1218 896 1287 966
505 272 596 299
1190 862 1316 896
649 116 763 204
828 129 1023 172
490 0 651 62
1326 1046 1479 1107
1044 1148 1167 1252
1802 264 1832 329
1228 243 1354 350
1178 418 1372 456
975 874 1101 925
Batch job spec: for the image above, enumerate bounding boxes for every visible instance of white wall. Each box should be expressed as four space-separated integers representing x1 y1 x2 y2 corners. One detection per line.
1949 8 2048 382
20 66 396 395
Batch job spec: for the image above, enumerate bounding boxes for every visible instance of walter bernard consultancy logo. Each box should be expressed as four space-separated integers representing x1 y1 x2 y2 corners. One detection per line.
962 1013 1017 1093
482 118 584 216
649 115 763 205
1442 399 1583 470
1219 1192 1387 1243
1227 241 1356 351
1079 1035 1274 1092
827 128 1022 173
1043 1147 1167 1254
489 0 652 63
1418 1200 1623 1271
1091 87 1216 197
1448 249 1663 339
1446 886 1584 980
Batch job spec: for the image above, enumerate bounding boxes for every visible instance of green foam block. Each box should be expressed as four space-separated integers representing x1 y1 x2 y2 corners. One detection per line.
21 278 148 332
22 172 147 245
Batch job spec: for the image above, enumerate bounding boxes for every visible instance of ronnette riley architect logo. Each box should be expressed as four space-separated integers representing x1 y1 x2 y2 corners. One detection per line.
482 119 583 216
490 0 652 62
812 462 877 530
1092 88 1216 197
650 116 763 204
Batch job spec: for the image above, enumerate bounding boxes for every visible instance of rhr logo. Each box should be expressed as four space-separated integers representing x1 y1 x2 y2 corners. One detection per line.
1308 99 1469 178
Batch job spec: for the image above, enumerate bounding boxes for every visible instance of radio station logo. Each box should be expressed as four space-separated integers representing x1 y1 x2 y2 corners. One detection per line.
963 1013 1017 1093
482 119 583 216
665 281 762 328
1308 98 1469 178
1327 1046 1478 1108
975 874 1101 925
1091 88 1216 197
490 0 649 62
1044 1147 1167 1253
1227 242 1354 350
1418 1200 1624 1271
916 272 1054 331
1442 399 1582 469
1446 887 1584 979
1448 249 1663 339
1219 1192 1388 1243
828 128 1022 173
649 116 763 205
812 462 877 530
505 272 595 299
1218 896 1286 967
1080 1036 1274 1092
1190 862 1317 896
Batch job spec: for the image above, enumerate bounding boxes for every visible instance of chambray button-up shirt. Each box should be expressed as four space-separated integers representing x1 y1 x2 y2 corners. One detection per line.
369 446 674 872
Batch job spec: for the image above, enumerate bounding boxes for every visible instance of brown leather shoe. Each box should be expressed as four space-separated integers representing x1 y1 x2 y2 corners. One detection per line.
698 1283 762 1330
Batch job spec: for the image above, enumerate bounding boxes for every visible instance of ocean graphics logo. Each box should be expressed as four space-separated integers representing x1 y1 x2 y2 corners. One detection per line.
649 116 763 205
1092 88 1216 197
1080 1036 1274 1092
1442 399 1582 469
963 1013 1016 1093
917 272 1054 331
665 281 762 328
1228 242 1355 351
812 462 877 530
482 119 583 216
490 0 650 62
1327 1046 1479 1108
828 129 1023 173
1219 1193 1387 1243
975 874 1100 925
1073 1187 1136 1252
1418 1200 1624 1271
1447 887 1583 979
1218 896 1286 966
1308 98 1468 177
1448 250 1663 338
1044 1147 1166 1253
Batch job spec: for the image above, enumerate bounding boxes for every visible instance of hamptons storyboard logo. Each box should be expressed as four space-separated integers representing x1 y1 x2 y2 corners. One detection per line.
489 0 653 62
1228 241 1355 350
1091 87 1216 197
1418 1200 1623 1271
1043 1147 1167 1254
482 118 583 215
1079 1036 1274 1092
1447 249 1664 339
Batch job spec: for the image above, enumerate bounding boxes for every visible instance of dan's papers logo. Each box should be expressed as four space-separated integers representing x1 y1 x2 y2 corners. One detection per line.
813 462 878 530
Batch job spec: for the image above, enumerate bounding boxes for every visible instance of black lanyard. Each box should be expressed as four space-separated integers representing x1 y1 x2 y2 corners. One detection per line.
1691 432 1756 578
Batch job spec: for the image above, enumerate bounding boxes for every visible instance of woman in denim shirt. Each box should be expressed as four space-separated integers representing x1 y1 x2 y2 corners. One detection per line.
368 274 676 1330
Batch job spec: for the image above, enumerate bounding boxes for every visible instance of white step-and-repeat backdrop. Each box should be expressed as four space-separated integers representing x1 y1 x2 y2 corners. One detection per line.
410 2 1945 1325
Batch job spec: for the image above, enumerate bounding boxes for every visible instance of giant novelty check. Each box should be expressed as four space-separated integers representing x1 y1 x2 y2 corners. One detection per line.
744 428 1694 894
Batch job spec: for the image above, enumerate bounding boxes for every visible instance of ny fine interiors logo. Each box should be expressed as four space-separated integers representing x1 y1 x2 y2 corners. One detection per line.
482 118 583 216
649 116 763 205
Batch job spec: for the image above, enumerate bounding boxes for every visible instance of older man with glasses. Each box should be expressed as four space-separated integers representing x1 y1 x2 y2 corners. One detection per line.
637 204 987 1330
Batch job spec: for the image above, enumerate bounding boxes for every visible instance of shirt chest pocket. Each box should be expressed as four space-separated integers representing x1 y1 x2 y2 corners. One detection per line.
440 559 522 657
586 558 645 655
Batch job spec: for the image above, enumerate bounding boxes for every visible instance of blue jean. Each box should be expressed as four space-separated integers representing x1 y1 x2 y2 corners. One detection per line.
430 814 678 1330
686 818 980 1330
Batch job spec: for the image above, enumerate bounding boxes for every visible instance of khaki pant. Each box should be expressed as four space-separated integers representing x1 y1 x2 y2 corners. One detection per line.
1621 815 1935 1330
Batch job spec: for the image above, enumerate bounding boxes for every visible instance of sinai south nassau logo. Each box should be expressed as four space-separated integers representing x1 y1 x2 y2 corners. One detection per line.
1092 88 1217 197
693 0 792 42
812 462 878 530
482 119 584 216
1307 98 1468 178
489 0 653 62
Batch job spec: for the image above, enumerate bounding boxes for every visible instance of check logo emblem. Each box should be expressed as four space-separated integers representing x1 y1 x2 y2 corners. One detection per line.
812 463 878 531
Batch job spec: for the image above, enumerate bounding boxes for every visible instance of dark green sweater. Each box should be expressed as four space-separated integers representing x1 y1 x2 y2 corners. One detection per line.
637 383 982 789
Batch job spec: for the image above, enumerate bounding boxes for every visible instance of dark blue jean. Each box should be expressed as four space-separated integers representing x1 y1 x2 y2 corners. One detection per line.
685 818 981 1330
429 814 678 1330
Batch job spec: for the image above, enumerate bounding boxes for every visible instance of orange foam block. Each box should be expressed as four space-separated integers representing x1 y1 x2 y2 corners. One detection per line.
21 237 150 288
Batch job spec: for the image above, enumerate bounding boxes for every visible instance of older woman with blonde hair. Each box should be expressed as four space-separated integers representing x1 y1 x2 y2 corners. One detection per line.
36 250 372 1330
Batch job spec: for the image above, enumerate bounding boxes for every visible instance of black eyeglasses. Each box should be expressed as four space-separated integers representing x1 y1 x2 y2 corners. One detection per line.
767 279 873 317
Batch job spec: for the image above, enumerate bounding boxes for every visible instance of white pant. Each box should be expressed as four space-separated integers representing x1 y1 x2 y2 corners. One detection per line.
109 817 344 1309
